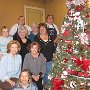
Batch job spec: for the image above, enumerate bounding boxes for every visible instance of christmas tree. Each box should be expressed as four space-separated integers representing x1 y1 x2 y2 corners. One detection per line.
48 0 90 90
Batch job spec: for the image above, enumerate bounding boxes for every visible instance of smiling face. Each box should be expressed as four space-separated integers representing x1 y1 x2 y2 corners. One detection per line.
20 71 29 85
9 44 19 55
18 16 25 25
46 15 54 24
18 29 27 39
1 28 9 37
31 23 38 32
39 26 47 35
30 44 39 54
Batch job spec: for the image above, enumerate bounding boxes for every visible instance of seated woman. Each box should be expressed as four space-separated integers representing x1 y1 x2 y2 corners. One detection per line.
12 69 38 90
0 40 22 90
0 26 13 59
23 42 46 90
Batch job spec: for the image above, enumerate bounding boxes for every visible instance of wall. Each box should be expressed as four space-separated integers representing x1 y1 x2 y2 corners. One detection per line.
45 0 67 31
0 0 44 31
0 0 67 32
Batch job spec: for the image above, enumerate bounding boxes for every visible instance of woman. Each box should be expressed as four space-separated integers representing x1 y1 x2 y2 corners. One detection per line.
0 26 13 59
46 14 59 43
34 23 56 86
14 26 31 67
28 23 39 42
0 40 22 90
23 42 46 90
12 69 38 90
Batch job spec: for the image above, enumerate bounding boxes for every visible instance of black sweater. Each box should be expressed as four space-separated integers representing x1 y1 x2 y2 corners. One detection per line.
34 35 55 62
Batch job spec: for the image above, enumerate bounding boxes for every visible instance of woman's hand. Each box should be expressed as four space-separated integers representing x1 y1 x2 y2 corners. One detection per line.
32 75 40 82
6 79 15 86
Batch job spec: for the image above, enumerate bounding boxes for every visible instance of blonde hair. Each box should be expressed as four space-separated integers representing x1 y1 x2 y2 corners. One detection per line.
17 69 32 85
7 40 21 53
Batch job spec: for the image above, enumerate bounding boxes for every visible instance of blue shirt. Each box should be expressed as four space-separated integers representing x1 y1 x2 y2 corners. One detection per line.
0 53 22 82
28 31 39 42
0 36 13 54
12 83 38 90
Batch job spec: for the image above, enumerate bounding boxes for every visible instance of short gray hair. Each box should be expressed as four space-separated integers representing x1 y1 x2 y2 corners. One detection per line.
18 25 28 34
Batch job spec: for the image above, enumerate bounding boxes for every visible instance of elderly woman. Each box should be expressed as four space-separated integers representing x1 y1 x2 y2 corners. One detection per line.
14 26 31 68
28 23 39 42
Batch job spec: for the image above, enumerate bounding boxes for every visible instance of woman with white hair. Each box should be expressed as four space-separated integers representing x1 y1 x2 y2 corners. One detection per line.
14 26 31 68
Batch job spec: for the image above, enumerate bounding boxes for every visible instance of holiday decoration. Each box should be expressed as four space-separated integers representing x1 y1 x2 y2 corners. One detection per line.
48 0 90 90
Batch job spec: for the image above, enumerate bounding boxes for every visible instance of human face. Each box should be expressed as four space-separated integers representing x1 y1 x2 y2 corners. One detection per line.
47 16 54 24
18 17 25 25
31 45 38 54
20 71 29 85
39 26 47 35
18 30 27 39
1 29 9 37
31 23 38 32
9 44 18 55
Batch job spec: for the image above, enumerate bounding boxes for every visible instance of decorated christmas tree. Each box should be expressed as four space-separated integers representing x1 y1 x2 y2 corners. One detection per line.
48 0 90 90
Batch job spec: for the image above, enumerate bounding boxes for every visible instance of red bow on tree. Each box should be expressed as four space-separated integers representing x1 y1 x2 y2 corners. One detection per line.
52 78 64 90
81 59 90 71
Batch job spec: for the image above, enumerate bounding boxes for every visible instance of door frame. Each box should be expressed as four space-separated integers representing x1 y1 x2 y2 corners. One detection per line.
24 5 45 24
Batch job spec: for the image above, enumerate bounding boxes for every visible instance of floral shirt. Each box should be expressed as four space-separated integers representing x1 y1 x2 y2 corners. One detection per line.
12 83 38 90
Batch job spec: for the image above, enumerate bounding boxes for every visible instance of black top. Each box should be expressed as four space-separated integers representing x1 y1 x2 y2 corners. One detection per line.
14 36 31 65
34 35 55 62
47 24 57 41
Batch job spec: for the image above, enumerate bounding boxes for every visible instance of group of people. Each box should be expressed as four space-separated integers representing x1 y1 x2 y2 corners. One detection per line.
0 14 59 90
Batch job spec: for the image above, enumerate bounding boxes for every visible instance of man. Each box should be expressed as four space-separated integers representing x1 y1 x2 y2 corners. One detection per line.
9 16 32 39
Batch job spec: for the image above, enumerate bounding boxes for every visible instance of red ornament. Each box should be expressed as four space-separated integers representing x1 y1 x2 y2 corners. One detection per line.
68 9 71 15
76 5 83 12
63 58 67 62
62 30 69 37
78 72 83 77
68 70 76 75
68 44 72 49
86 14 89 18
84 72 88 78
75 58 82 66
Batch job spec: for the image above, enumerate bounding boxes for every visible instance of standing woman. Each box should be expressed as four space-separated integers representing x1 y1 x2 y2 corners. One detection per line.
28 23 39 42
23 42 46 90
46 14 59 43
14 26 31 67
0 40 22 90
34 23 56 86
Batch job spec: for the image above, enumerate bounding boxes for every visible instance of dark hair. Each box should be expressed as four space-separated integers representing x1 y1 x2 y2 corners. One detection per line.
46 14 54 20
27 41 40 53
38 23 48 34
18 16 24 20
